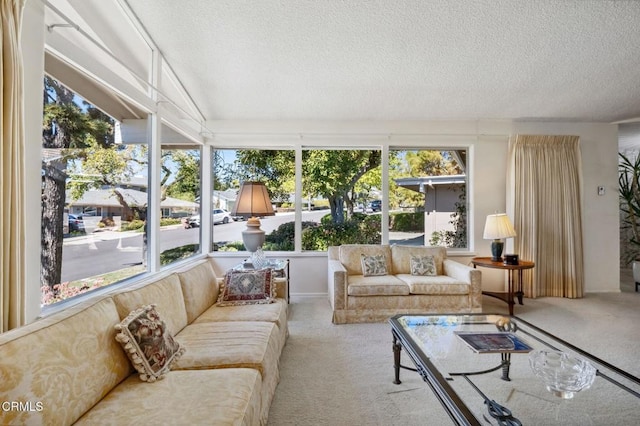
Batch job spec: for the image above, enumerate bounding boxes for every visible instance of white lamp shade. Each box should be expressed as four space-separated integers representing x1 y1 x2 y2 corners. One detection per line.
483 213 516 240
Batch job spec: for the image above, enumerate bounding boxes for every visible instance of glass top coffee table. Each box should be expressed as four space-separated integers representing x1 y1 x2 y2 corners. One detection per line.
390 314 640 425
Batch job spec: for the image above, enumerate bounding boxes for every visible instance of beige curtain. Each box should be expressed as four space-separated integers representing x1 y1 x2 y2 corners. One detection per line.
1 0 26 331
507 135 584 298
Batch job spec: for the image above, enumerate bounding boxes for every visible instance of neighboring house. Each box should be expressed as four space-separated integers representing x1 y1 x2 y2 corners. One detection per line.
394 175 465 213
394 175 466 242
193 189 240 213
67 187 198 218
66 174 198 218
212 189 238 211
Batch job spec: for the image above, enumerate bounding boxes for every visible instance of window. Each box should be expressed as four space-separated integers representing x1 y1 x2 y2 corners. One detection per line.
389 148 467 249
41 77 149 306
301 149 382 250
158 143 201 266
209 147 470 251
211 147 385 252
212 148 295 251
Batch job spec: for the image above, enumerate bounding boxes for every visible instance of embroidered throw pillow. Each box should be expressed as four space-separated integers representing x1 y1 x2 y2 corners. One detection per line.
216 269 275 306
115 304 185 382
410 255 437 276
361 254 388 276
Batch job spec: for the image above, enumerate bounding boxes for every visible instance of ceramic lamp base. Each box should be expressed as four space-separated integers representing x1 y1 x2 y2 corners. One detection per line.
242 217 265 252
490 240 504 262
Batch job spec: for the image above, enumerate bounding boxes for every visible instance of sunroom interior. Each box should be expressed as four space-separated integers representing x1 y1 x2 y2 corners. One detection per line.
5 0 640 326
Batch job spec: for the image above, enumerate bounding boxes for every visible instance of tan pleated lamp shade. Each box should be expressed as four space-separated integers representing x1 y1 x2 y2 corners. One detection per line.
231 182 275 218
231 182 275 253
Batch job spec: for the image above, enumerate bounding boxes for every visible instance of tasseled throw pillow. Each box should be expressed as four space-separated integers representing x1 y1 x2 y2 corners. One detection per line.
115 304 185 382
216 268 275 306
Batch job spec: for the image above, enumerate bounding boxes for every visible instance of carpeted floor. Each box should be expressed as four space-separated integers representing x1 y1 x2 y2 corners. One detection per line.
267 291 640 426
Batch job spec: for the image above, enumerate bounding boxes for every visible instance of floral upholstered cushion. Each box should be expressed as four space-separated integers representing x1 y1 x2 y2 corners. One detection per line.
338 244 392 275
361 254 388 276
216 269 275 306
390 245 446 275
410 255 438 276
115 304 185 382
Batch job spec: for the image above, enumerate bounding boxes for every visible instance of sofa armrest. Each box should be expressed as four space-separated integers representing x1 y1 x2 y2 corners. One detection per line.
443 259 482 310
328 259 348 311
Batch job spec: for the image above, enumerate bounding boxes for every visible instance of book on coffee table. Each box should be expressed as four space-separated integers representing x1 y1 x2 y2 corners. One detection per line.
454 331 533 353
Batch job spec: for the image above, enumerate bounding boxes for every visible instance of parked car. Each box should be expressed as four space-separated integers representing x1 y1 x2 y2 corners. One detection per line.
213 209 234 224
185 209 234 228
368 200 382 212
68 214 84 232
184 215 200 228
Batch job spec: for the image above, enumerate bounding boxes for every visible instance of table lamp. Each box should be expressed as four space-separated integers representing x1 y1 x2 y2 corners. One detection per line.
231 181 275 253
483 213 516 262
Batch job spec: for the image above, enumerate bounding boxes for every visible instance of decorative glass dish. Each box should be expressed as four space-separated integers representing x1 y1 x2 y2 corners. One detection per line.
529 349 597 399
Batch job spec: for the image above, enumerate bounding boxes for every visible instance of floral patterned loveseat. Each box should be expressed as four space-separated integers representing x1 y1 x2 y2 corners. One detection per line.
328 244 482 324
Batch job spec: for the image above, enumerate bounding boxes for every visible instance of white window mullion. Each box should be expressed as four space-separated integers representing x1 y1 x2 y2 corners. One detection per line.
147 49 162 272
201 146 213 253
381 144 390 245
294 144 303 252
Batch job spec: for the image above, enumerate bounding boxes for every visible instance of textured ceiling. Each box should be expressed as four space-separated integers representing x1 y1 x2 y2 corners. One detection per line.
124 0 640 123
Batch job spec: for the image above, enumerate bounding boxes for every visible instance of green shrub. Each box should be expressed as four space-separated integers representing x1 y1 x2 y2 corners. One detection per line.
428 221 466 248
320 214 333 225
390 212 424 232
160 218 181 226
121 219 145 231
160 244 199 264
301 214 380 250
216 241 242 251
264 221 317 251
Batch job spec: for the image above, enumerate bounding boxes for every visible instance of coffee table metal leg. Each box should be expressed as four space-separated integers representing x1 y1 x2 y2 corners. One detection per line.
393 333 402 384
500 353 512 381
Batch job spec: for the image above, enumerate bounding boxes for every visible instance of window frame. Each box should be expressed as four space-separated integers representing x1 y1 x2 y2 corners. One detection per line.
207 141 475 256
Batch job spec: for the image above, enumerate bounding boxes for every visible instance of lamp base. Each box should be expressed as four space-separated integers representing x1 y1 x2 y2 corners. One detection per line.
490 240 504 262
242 217 265 252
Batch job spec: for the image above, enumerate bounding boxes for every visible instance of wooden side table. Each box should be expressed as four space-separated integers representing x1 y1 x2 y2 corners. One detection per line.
471 257 535 315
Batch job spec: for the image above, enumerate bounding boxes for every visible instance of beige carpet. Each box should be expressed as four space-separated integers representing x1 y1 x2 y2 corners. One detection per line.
267 292 640 426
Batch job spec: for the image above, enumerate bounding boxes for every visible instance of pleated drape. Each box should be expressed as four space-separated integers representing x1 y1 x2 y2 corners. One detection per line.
507 135 584 298
1 0 26 331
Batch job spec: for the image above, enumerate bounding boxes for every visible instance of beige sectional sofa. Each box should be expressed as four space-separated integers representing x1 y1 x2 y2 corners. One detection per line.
0 258 288 425
328 244 482 324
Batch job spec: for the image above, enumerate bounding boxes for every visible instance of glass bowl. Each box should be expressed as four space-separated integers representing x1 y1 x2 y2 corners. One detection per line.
529 349 597 399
